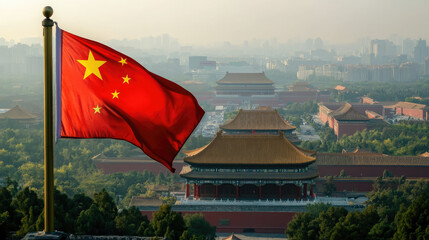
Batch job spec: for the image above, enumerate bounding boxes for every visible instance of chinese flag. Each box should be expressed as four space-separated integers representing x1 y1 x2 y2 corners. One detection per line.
56 27 204 172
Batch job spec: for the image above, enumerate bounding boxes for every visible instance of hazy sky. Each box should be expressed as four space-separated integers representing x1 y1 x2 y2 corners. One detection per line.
1 0 429 45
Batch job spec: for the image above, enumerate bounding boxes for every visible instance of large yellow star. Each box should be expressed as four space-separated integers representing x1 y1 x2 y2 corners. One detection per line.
111 90 120 99
122 75 131 84
93 105 101 114
119 57 127 66
77 51 106 80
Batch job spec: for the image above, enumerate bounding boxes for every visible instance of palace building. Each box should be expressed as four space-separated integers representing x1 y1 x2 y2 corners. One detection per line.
319 102 387 138
215 72 275 96
180 131 318 201
220 108 298 142
0 105 39 128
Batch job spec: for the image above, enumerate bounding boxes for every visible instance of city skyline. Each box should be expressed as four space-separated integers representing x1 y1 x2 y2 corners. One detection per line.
2 0 429 46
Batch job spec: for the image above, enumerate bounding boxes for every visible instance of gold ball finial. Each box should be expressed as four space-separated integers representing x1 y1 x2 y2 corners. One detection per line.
43 6 53 18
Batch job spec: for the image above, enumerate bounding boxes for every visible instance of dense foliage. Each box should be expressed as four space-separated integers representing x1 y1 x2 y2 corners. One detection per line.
300 121 429 156
0 128 206 208
286 178 429 240
0 187 215 239
338 78 429 102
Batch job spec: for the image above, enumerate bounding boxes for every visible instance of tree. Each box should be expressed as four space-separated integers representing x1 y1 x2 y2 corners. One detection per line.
393 193 429 240
0 187 17 238
11 187 43 236
35 189 77 233
183 213 216 240
93 189 118 234
285 212 319 240
76 204 105 235
115 206 148 236
151 204 186 240
305 202 332 217
329 206 378 240
317 207 348 240
338 169 347 177
323 176 336 196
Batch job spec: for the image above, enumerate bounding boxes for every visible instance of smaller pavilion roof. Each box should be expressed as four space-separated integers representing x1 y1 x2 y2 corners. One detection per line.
216 72 274 84
184 131 315 166
330 102 369 121
420 152 429 157
220 109 296 131
334 85 347 91
223 234 242 240
0 105 37 120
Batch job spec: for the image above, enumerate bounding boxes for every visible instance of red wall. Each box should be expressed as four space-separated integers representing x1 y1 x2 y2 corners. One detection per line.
140 210 296 233
335 121 367 138
396 108 426 120
319 111 329 125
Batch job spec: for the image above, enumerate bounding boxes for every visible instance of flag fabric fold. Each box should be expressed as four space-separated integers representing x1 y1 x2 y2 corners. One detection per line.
56 26 204 172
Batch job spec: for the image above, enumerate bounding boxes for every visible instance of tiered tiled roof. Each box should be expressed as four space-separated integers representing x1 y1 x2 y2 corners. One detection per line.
216 72 273 84
0 105 37 120
330 102 369 121
220 109 296 131
184 131 315 165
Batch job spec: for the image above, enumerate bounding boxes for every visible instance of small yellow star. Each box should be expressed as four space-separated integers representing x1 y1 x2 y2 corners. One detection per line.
77 50 106 80
118 57 127 66
93 105 101 114
111 90 120 99
122 75 131 84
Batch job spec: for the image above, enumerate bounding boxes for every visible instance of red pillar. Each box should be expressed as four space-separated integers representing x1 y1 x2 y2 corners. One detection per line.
197 185 200 200
310 185 314 198
215 185 219 200
303 184 308 200
297 186 302 200
278 186 282 200
185 184 190 199
259 186 262 200
235 185 239 200
194 184 199 200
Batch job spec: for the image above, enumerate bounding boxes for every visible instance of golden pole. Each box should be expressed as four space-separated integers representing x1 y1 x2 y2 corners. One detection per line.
42 6 54 233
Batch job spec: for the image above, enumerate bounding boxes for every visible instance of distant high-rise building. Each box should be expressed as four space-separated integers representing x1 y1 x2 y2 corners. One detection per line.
370 39 397 64
402 38 414 56
314 37 324 49
413 39 428 64
424 58 429 75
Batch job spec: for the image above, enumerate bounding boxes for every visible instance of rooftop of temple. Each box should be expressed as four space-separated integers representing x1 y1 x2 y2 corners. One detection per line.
0 105 37 120
330 102 369 121
220 108 296 131
288 81 317 92
216 72 274 85
183 131 315 166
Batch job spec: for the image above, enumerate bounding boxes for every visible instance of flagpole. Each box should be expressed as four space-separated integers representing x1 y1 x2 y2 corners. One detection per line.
42 6 55 233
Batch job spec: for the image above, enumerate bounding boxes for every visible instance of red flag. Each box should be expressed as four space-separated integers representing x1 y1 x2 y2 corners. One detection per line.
56 27 204 172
